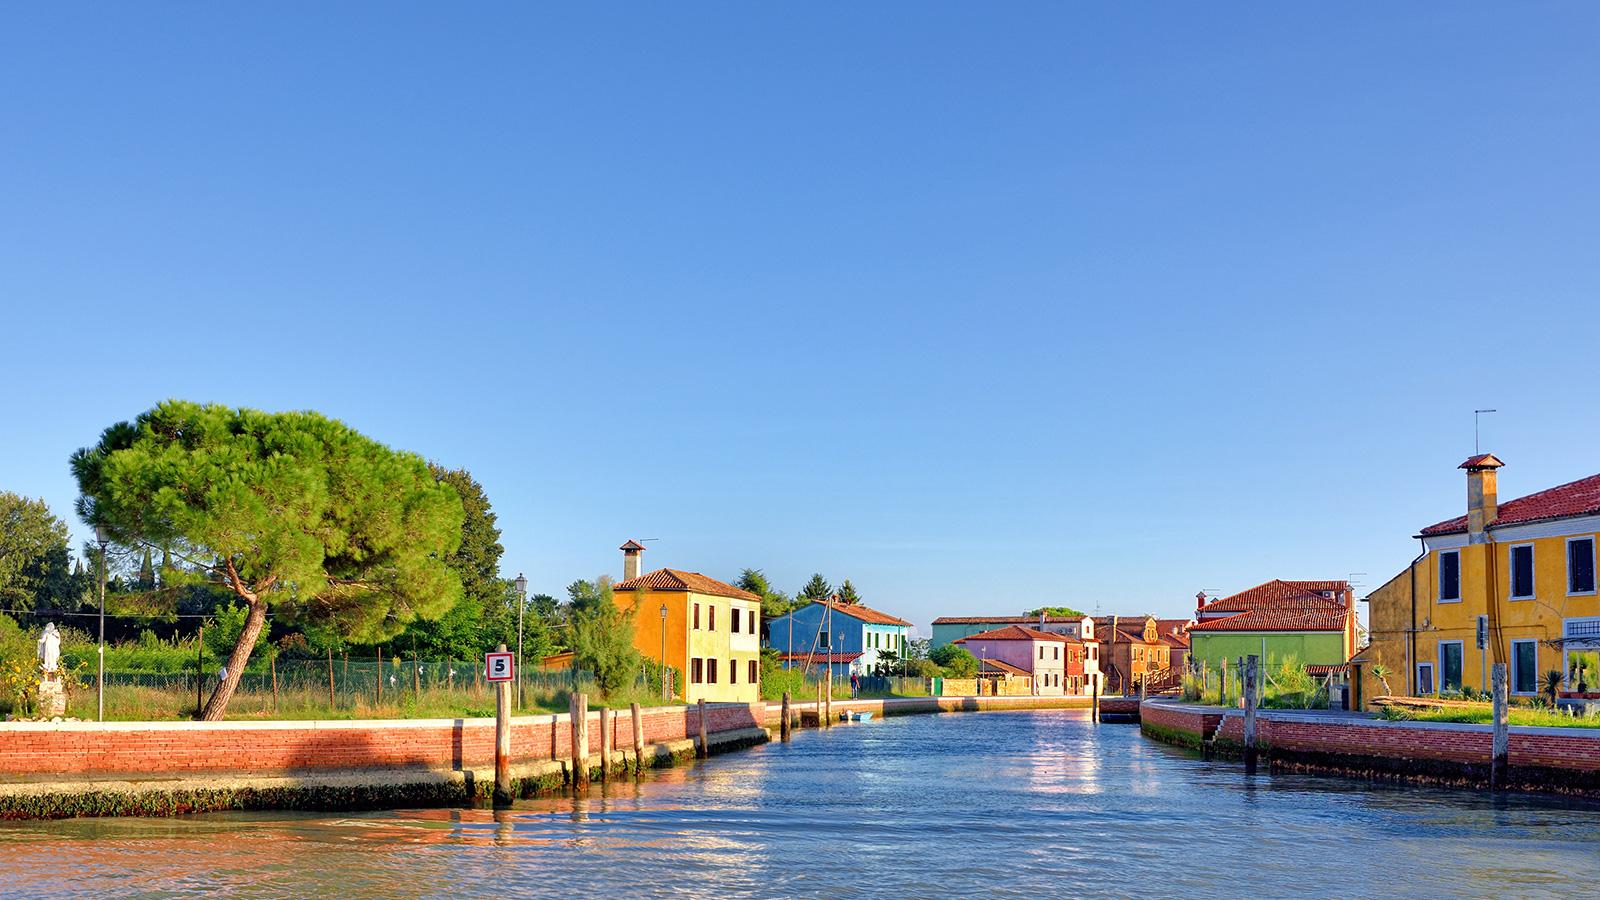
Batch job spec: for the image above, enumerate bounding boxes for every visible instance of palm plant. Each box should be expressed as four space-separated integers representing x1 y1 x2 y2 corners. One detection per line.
1541 669 1565 707
1369 663 1393 696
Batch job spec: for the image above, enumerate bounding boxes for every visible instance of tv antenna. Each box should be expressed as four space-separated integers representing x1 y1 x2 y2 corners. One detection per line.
1474 409 1496 454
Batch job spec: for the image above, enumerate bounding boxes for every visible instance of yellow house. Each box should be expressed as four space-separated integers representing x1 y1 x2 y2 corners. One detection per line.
611 540 763 704
1361 456 1600 703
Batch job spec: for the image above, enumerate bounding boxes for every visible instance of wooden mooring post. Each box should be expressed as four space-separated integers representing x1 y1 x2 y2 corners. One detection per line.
697 698 709 759
1219 657 1228 707
1491 663 1509 790
571 692 590 789
493 643 512 804
781 691 792 741
631 702 644 772
1091 674 1100 722
1243 654 1259 775
817 679 826 728
599 705 612 781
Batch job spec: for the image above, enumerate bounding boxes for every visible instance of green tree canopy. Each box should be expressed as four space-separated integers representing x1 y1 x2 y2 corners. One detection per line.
837 579 861 605
569 581 642 698
0 492 77 612
798 573 832 602
930 643 979 677
1026 605 1087 618
737 568 794 618
72 401 464 719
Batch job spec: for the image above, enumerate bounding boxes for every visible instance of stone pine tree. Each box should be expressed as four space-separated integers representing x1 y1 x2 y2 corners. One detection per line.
71 401 464 720
798 573 832 602
836 579 861 605
737 568 793 618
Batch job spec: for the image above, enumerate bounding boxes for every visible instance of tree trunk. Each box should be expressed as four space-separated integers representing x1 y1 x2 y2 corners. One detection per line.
200 598 267 721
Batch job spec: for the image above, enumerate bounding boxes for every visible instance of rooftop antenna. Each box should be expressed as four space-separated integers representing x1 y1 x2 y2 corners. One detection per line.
1474 409 1496 454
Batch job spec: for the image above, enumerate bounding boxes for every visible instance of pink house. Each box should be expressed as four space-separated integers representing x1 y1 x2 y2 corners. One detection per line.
953 625 1070 696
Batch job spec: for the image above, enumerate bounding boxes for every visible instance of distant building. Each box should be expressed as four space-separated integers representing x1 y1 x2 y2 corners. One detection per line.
953 625 1072 696
1094 616 1171 694
610 541 763 704
1186 580 1357 675
931 614 1094 649
765 599 912 678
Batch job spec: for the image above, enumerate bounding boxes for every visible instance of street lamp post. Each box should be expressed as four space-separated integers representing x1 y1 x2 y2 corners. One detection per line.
94 525 109 722
659 604 669 701
513 573 528 711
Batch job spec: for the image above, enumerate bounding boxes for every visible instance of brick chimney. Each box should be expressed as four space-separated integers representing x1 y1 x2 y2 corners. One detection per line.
1461 454 1505 544
620 539 646 581
1195 591 1207 614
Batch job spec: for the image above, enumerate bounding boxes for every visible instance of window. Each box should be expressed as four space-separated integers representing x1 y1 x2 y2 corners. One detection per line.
1038 646 1045 660
1570 537 1597 595
749 611 757 635
732 608 741 633
1053 646 1060 661
709 605 716 631
749 659 758 683
694 603 701 630
1417 662 1435 695
691 658 704 684
730 659 737 683
1439 641 1464 693
1438 550 1461 602
819 631 830 649
708 658 718 684
1510 544 1535 600
1512 640 1538 695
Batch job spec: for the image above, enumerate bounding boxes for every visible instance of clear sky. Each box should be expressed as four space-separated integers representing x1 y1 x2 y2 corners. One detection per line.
3 4 1598 634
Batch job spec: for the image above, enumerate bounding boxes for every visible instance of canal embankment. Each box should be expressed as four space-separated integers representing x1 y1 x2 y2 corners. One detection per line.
1140 699 1600 797
0 694 1092 819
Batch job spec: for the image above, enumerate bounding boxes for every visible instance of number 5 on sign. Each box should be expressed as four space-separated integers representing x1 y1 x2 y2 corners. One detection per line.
485 651 515 683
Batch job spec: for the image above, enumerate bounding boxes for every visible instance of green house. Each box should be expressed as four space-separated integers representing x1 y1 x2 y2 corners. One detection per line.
1186 580 1357 672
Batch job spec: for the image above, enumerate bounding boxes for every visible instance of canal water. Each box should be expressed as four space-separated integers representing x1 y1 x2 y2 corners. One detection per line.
4 709 1600 898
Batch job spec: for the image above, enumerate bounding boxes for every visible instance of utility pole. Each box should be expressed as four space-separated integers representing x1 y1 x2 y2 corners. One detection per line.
94 526 109 722
514 574 528 711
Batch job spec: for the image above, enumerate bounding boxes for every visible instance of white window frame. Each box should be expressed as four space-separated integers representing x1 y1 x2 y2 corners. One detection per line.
1510 639 1539 695
1438 549 1462 603
1508 542 1536 601
1416 661 1435 695
1438 640 1465 693
1568 536 1598 597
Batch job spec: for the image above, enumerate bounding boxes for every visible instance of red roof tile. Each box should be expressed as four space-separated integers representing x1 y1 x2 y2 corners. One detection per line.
1187 608 1349 633
1305 663 1351 675
776 652 862 664
979 658 1031 676
807 600 912 628
931 615 1088 625
1198 580 1349 615
953 625 1073 644
1420 471 1600 537
613 569 760 601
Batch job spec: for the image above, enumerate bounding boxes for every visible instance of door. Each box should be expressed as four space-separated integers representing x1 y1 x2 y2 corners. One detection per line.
1439 641 1464 694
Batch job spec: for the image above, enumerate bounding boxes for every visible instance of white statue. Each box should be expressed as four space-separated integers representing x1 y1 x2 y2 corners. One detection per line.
37 623 61 675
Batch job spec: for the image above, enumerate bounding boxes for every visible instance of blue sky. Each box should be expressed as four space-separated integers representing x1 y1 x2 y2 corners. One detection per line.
3 4 1598 633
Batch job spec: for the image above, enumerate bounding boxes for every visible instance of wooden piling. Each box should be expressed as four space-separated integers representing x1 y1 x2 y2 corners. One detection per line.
1491 663 1509 790
1243 654 1259 775
1091 674 1100 722
1219 657 1228 707
631 702 644 771
697 698 709 758
571 692 590 789
817 679 826 728
780 691 792 742
1139 673 1147 703
494 643 512 804
599 706 612 781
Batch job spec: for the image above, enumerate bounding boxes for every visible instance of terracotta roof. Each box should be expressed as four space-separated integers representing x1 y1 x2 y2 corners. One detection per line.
979 658 1031 677
1093 617 1163 645
954 625 1073 644
1187 608 1349 633
1305 664 1351 675
1198 581 1350 615
1420 471 1600 537
613 569 760 601
619 539 647 551
931 615 1087 625
1460 453 1505 470
806 600 912 628
776 652 862 664
1161 632 1190 649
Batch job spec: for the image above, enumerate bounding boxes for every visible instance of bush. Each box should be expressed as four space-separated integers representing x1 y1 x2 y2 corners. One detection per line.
930 644 978 678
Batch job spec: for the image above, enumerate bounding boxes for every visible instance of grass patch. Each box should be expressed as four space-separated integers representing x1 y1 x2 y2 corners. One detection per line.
1379 703 1600 729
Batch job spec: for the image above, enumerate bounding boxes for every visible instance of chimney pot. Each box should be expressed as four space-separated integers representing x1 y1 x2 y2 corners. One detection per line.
620 539 645 581
1461 454 1504 543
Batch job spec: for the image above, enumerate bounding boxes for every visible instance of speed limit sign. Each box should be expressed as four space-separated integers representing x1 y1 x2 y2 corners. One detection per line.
485 651 515 682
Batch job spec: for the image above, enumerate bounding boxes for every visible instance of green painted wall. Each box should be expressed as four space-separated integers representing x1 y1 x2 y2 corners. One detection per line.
1189 632 1345 669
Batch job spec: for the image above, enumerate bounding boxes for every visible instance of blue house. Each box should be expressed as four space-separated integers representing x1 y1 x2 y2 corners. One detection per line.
765 599 913 678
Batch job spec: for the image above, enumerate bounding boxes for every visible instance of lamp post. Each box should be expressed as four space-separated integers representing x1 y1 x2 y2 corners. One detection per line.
94 525 109 722
513 573 527 710
659 604 669 701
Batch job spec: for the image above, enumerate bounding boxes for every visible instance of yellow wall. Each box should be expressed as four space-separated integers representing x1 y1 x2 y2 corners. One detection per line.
1365 526 1600 699
615 587 761 703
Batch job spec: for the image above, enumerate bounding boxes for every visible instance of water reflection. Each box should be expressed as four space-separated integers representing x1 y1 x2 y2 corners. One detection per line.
5 710 1600 897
